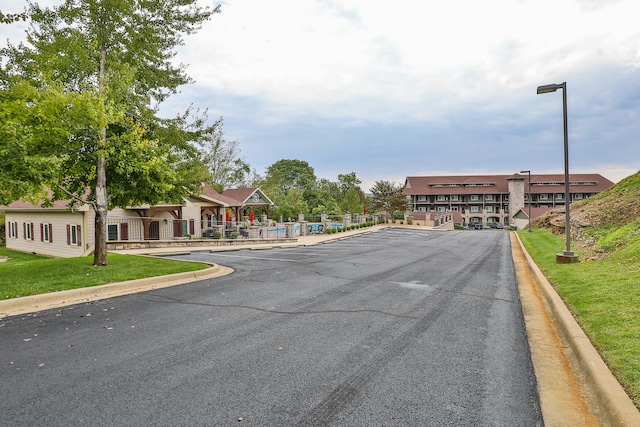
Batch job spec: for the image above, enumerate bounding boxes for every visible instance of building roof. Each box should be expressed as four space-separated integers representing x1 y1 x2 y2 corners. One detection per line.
197 182 238 207
513 206 554 220
404 174 614 195
0 189 88 211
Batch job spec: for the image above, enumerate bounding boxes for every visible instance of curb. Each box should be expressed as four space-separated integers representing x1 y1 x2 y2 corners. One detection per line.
0 263 233 319
514 232 640 426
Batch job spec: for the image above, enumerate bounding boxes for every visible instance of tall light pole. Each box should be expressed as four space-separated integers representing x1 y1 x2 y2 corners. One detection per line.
520 170 532 232
537 82 578 263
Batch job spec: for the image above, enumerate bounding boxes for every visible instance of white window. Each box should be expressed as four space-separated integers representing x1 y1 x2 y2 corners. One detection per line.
471 195 479 201
540 194 548 200
24 222 33 240
417 207 426 212
70 224 78 246
470 206 479 212
555 193 563 200
437 206 445 212
484 195 493 201
574 193 583 200
108 224 119 241
418 196 427 201
451 195 459 201
9 221 18 239
437 195 446 201
451 207 458 211
41 223 52 243
485 206 493 212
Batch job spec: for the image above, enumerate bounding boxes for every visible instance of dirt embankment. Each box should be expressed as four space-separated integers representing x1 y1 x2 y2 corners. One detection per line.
533 172 640 260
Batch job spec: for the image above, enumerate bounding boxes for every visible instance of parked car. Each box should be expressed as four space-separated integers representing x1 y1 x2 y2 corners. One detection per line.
494 223 504 229
474 223 483 230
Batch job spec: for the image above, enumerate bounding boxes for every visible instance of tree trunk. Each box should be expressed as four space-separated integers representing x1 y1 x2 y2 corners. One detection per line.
94 155 108 266
93 45 109 266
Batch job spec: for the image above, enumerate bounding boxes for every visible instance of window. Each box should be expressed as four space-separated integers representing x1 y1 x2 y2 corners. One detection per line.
574 193 583 200
66 224 81 246
9 221 18 239
418 207 426 212
471 195 479 201
485 206 493 212
451 207 458 211
418 196 427 201
470 206 479 212
108 224 119 241
108 223 129 241
555 193 563 200
437 206 446 212
539 194 548 200
451 195 459 201
437 195 446 201
24 222 34 240
41 223 53 243
484 195 493 201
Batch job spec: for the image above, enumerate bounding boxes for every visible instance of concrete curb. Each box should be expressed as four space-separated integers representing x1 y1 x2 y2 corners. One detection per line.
0 226 395 319
0 263 233 319
515 233 640 426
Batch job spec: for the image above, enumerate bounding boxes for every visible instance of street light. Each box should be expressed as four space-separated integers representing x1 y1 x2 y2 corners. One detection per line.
520 170 532 232
537 82 578 263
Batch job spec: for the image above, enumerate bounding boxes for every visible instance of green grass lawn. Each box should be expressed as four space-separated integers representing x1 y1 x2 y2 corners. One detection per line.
0 246 208 300
518 228 640 407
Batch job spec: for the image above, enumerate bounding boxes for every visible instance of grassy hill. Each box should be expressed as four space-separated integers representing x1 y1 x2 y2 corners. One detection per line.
534 171 640 261
519 171 640 408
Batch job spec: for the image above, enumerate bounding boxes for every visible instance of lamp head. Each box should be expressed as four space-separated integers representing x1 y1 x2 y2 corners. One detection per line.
537 83 565 94
520 170 530 174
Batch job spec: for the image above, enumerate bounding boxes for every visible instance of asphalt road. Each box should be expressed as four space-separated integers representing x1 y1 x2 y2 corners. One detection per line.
1 228 542 426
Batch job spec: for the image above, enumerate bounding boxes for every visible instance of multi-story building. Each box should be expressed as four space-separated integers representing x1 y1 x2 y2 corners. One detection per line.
403 173 614 227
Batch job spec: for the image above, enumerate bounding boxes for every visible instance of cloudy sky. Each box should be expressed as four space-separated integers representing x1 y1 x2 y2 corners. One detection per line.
2 0 639 191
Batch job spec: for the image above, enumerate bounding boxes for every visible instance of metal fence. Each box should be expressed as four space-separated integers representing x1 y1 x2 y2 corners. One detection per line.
105 217 301 241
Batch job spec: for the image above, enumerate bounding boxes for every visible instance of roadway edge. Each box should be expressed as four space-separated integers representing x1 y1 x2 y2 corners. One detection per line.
513 232 640 426
0 262 233 319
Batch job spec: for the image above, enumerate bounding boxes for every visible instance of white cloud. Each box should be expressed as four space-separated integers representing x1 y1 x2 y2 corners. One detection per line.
2 0 639 187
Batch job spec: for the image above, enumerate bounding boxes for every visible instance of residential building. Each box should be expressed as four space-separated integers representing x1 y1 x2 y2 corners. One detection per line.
403 173 614 228
2 183 273 258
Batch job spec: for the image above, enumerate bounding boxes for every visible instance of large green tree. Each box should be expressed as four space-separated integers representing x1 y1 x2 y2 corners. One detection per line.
1 0 219 265
263 159 317 192
369 180 407 219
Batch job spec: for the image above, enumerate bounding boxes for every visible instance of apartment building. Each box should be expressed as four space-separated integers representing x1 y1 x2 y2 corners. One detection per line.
403 173 614 227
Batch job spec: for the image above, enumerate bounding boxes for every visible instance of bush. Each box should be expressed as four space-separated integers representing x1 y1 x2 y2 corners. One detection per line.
230 231 239 239
213 231 222 239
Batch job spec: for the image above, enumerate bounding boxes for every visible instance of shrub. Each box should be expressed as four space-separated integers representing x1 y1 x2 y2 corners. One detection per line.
230 231 239 239
213 231 222 239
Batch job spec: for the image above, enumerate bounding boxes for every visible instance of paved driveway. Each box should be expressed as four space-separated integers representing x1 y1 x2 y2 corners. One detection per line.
1 228 541 426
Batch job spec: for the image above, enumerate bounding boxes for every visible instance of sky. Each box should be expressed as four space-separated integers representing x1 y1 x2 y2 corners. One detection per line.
2 0 639 192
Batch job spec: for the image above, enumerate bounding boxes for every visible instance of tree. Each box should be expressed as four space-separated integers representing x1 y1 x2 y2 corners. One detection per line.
1 0 220 265
200 117 257 190
336 172 365 214
369 180 407 219
263 159 317 192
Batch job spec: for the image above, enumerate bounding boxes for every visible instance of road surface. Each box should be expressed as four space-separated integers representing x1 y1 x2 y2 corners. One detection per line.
1 228 542 426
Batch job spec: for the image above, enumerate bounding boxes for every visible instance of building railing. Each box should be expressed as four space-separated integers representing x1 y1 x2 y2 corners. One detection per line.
105 217 301 242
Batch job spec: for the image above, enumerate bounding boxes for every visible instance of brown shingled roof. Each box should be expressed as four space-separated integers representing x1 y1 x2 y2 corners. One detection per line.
404 174 614 196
